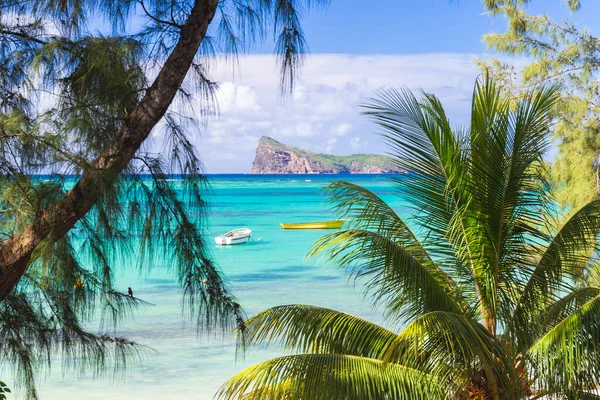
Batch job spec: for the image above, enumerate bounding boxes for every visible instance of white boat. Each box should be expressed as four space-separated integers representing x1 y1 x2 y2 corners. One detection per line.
215 228 252 245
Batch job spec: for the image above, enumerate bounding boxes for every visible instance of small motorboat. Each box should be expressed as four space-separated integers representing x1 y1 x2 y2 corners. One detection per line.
215 228 252 245
280 220 345 230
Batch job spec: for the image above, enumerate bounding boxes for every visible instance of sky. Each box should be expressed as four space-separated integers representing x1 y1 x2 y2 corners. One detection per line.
165 0 600 173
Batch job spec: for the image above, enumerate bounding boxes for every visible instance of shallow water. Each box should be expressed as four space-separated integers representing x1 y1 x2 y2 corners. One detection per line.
12 174 410 399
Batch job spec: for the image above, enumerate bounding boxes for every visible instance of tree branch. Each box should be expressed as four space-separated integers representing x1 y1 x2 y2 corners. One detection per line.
0 28 49 45
0 0 220 300
137 0 184 29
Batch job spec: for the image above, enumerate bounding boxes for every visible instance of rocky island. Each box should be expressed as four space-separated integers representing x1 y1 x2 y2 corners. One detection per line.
250 136 402 174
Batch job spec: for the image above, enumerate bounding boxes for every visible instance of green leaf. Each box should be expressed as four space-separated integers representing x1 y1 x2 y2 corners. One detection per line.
239 304 398 359
218 354 448 400
510 200 600 349
529 293 600 393
384 311 520 395
310 227 464 322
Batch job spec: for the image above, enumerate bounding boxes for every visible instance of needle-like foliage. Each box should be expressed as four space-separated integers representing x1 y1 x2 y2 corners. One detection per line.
480 0 599 213
0 0 326 398
219 76 600 399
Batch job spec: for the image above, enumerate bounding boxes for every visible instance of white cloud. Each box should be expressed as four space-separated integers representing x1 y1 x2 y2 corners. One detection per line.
215 82 262 114
334 123 352 136
280 122 315 138
169 53 480 173
325 138 338 153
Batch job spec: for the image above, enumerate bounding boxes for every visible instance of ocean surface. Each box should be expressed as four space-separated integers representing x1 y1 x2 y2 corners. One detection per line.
22 174 410 399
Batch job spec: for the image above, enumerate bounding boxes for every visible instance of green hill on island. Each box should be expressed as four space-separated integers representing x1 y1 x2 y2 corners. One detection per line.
250 136 402 174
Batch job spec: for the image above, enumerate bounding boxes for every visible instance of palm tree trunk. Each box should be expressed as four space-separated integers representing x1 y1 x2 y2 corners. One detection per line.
483 309 500 398
483 361 501 400
483 315 496 336
0 0 219 300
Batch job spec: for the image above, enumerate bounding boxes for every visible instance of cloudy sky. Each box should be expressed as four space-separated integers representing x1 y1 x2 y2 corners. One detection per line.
186 53 479 172
166 0 600 173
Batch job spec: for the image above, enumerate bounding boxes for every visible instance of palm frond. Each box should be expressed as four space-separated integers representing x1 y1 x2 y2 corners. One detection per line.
238 304 397 359
323 180 453 263
323 180 428 244
510 200 600 349
309 227 466 323
238 381 300 400
528 293 600 394
217 354 448 400
384 311 520 396
362 84 499 326
541 287 600 330
362 85 467 246
564 392 600 399
465 76 560 332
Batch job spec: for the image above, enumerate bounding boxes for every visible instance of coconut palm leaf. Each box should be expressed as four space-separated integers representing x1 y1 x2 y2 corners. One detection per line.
528 293 600 394
580 260 600 288
466 80 560 327
563 392 600 399
310 227 465 322
323 180 435 252
239 304 397 359
510 200 600 349
468 80 558 239
384 311 520 395
363 80 513 327
362 85 468 252
541 287 600 330
238 381 300 400
322 179 459 264
314 181 469 316
217 354 448 400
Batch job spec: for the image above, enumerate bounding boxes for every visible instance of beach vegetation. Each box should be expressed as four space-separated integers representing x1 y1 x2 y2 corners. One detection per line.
219 76 600 399
481 0 600 212
0 0 326 397
0 381 11 400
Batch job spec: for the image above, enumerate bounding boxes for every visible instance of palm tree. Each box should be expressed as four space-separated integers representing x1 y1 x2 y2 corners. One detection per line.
218 76 600 399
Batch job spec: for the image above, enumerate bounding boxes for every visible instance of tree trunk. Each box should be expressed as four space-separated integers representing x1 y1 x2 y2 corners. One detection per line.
483 315 496 336
483 361 502 400
0 0 219 300
482 304 500 398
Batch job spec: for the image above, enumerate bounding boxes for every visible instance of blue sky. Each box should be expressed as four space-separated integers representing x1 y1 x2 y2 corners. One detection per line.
294 0 600 54
174 0 600 173
264 0 499 54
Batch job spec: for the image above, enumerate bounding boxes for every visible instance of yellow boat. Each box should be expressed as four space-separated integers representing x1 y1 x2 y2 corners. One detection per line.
280 220 345 229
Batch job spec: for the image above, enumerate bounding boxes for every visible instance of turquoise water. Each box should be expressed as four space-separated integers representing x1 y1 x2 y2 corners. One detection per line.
29 174 409 399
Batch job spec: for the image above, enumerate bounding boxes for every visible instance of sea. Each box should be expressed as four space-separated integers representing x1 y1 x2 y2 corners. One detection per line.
24 174 410 399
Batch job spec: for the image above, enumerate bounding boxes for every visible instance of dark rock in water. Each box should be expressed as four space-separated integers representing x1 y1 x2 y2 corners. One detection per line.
250 136 404 174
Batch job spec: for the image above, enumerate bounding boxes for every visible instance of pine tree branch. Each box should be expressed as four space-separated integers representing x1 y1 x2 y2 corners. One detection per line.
137 0 184 29
0 28 48 45
0 0 220 300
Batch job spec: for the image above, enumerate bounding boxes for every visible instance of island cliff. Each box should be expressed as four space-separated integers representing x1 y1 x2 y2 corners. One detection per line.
250 136 402 174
